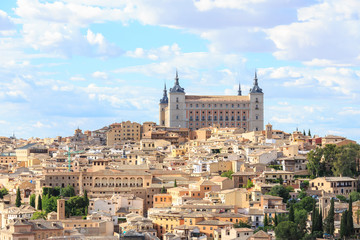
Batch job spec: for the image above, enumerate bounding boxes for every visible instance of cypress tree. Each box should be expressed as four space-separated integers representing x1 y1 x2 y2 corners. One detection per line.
161 186 166 193
319 209 323 233
348 197 354 236
311 202 316 233
308 129 311 137
15 187 21 207
30 194 36 208
174 179 177 187
326 198 335 235
274 213 278 227
303 130 306 136
289 205 295 222
340 210 347 239
264 213 269 227
83 190 89 216
37 195 42 210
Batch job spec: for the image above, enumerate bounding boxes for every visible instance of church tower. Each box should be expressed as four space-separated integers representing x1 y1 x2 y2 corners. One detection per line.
159 83 168 126
249 71 264 131
168 71 186 128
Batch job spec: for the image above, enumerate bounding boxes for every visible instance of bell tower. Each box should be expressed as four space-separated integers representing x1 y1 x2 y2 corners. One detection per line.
168 70 186 128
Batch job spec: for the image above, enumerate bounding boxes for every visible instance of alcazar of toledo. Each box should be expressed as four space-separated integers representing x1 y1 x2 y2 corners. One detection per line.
159 71 264 131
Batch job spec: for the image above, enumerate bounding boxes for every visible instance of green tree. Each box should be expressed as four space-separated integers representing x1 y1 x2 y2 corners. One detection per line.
340 210 347 239
274 213 278 227
308 129 311 137
350 191 360 202
268 185 291 203
66 196 87 216
333 143 359 177
246 179 254 189
295 209 308 238
303 130 306 136
221 170 234 180
325 198 335 235
0 188 8 198
30 194 36 208
347 197 354 236
31 211 46 220
60 185 75 197
275 221 300 240
311 201 316 233
264 213 269 227
294 196 316 212
83 190 89 216
174 179 177 187
37 195 42 210
161 186 166 193
289 205 295 222
336 195 347 202
15 187 21 207
234 221 251 228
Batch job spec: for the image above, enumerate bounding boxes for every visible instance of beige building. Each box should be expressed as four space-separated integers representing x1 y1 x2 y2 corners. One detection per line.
0 219 64 240
106 121 142 146
309 177 357 195
159 71 264 132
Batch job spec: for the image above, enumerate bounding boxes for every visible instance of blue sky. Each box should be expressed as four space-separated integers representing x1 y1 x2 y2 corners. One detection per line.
0 0 359 142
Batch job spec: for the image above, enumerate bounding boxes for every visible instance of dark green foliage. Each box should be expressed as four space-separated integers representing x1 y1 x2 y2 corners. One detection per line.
268 185 292 203
264 213 269 227
42 194 60 213
161 186 166 193
295 209 308 238
275 221 300 240
294 196 316 212
308 129 311 137
31 211 46 220
350 191 360 202
336 195 347 202
300 180 309 190
347 198 354 236
268 165 282 170
60 185 75 197
340 210 347 238
221 170 234 179
297 190 307 199
0 188 8 199
37 195 42 210
42 187 61 197
174 179 177 187
274 213 278 227
325 198 335 235
234 221 251 228
66 196 87 216
303 130 306 136
15 187 21 207
83 190 89 216
289 205 295 222
307 143 360 178
30 194 36 208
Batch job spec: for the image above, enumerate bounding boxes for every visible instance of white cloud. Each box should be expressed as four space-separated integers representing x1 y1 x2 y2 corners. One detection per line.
126 43 181 60
92 71 108 79
266 0 360 64
70 76 85 81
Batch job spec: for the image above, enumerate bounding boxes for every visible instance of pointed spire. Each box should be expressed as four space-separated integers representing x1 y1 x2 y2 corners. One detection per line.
169 69 185 93
254 70 258 86
250 69 263 94
238 82 242 96
175 69 179 85
160 81 168 104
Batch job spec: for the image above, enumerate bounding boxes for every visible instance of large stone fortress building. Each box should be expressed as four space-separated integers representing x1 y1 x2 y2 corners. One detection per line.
159 71 264 131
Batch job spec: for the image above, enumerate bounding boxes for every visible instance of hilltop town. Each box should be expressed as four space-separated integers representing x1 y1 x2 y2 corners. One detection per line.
0 119 358 240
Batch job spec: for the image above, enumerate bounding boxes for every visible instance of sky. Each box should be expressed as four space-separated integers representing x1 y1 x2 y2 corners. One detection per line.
0 0 359 142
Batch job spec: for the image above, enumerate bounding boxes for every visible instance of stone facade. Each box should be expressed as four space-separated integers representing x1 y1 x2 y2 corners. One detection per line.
159 71 264 132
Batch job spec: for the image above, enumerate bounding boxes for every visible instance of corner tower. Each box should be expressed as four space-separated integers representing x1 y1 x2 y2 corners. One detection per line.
249 71 264 131
159 83 168 126
168 70 186 128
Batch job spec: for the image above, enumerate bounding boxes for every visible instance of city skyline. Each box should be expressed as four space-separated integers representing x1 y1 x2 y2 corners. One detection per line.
0 0 359 142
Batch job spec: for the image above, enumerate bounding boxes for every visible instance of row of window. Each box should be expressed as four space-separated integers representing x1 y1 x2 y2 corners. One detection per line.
189 103 250 108
189 116 247 121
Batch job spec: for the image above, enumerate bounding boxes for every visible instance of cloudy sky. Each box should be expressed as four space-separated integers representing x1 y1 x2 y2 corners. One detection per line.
0 0 359 142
